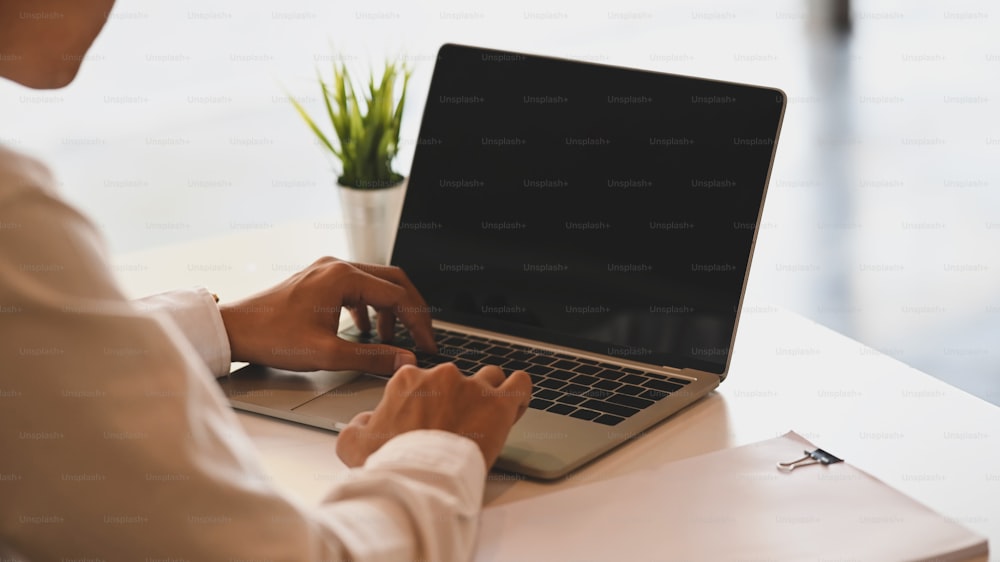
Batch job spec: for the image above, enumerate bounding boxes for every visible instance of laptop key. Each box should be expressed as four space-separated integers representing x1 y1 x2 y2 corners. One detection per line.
525 364 554 376
546 403 577 415
547 369 576 381
569 374 599 386
569 409 600 421
608 394 655 410
480 355 510 367
458 349 487 360
538 379 567 390
617 384 645 396
594 369 625 380
622 367 643 375
528 355 557 366
439 346 465 358
620 374 648 385
668 377 692 386
644 379 685 393
465 341 490 351
415 352 450 368
582 388 614 400
552 359 578 370
504 360 531 372
556 394 586 405
453 359 479 372
578 358 598 365
483 345 512 357
580 399 638 418
529 398 554 410
440 336 468 346
594 414 625 426
594 379 622 391
561 384 589 395
506 350 533 362
535 389 562 401
574 364 602 375
639 389 670 401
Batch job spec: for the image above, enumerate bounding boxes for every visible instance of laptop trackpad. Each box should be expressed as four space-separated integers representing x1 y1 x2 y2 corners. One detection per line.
221 364 354 409
290 374 387 421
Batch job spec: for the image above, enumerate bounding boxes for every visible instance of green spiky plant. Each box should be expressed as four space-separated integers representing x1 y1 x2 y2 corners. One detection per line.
290 60 410 189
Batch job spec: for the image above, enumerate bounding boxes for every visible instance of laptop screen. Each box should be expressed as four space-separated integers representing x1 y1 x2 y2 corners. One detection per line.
392 44 784 375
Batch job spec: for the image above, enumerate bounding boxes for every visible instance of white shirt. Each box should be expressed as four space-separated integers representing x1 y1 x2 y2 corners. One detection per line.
0 145 486 561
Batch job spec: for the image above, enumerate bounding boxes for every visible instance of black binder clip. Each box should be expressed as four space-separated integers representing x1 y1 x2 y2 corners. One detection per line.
776 448 843 472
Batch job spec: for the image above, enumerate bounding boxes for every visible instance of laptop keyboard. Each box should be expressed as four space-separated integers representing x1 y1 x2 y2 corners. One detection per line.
388 325 691 427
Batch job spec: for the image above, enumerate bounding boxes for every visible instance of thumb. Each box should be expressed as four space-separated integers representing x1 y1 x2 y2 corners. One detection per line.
336 411 374 467
329 339 416 376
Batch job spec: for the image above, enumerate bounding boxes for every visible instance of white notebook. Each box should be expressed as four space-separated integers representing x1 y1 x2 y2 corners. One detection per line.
476 431 988 562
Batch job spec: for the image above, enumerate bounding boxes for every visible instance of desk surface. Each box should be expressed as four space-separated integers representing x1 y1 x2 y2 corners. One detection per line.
113 220 1000 560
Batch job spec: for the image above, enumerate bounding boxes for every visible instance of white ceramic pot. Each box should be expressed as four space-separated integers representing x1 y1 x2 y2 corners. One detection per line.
337 177 407 265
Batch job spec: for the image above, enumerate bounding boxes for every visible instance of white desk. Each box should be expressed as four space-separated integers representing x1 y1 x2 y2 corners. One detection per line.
113 220 1000 560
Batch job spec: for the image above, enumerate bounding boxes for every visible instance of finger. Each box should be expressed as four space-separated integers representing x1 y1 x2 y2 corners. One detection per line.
499 370 533 422
376 309 397 343
348 305 372 333
335 411 372 467
346 410 373 429
327 339 416 376
336 267 437 353
335 428 361 467
471 364 506 387
383 363 424 395
381 299 435 353
349 263 437 353
351 262 420 293
428 361 463 379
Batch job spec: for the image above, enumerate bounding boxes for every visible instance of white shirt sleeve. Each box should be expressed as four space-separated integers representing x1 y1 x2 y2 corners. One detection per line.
0 146 486 562
133 288 232 377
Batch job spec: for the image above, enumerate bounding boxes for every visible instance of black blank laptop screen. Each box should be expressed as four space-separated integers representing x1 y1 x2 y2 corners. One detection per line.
392 44 784 375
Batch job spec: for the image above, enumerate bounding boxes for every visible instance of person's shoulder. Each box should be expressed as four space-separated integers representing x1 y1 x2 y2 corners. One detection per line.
0 144 58 204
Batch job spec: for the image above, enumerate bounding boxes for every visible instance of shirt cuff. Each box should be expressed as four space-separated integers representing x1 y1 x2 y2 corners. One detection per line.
133 287 232 377
365 429 487 505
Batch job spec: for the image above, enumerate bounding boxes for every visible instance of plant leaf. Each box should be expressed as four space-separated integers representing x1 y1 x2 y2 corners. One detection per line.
287 90 336 156
320 76 346 147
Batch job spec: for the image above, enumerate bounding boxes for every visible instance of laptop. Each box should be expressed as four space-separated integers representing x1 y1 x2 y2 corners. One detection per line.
219 43 785 479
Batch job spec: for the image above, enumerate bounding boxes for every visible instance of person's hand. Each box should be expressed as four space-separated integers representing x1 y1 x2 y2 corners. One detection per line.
218 257 437 375
336 363 532 468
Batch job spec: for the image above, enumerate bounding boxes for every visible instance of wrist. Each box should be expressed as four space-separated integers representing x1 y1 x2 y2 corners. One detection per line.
218 302 249 363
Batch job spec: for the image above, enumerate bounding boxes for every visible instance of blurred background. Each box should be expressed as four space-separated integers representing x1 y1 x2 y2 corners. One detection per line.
2 0 998 405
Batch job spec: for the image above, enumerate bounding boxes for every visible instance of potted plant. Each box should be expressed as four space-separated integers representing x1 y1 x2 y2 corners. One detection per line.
290 59 410 265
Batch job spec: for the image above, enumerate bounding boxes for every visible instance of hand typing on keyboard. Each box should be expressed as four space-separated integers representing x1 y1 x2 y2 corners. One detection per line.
219 257 438 376
337 362 532 468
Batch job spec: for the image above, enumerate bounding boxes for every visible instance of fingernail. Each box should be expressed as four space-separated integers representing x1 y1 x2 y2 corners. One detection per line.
394 352 416 371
